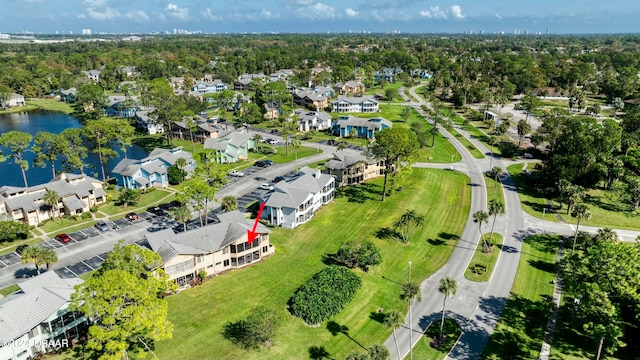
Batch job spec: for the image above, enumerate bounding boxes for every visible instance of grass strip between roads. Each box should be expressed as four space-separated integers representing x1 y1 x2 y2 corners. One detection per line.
155 168 471 360
464 233 504 282
409 318 461 359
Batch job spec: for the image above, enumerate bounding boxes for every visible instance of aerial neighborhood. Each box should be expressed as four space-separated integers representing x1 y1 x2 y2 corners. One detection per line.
0 30 639 360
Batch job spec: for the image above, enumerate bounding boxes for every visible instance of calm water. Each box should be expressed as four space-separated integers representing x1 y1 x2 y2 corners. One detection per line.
0 111 147 187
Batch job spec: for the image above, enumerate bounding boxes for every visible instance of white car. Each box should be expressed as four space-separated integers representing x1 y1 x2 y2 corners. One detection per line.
229 170 245 177
259 183 274 191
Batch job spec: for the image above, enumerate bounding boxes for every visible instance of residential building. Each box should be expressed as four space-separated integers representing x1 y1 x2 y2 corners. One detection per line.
331 115 392 139
169 77 185 90
145 210 274 286
0 272 88 360
171 116 232 143
135 109 164 135
116 81 137 93
374 67 403 82
331 95 379 113
411 69 432 79
484 110 500 124
191 79 228 94
234 78 253 91
294 108 332 132
203 128 256 163
111 147 196 190
2 93 25 108
105 95 140 118
82 70 100 83
263 102 280 120
120 66 140 78
269 69 295 82
337 81 366 95
293 86 334 110
234 74 267 91
324 150 385 187
0 173 106 226
261 166 335 229
59 88 76 103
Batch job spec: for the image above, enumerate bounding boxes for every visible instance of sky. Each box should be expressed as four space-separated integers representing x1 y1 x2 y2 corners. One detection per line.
1 0 639 35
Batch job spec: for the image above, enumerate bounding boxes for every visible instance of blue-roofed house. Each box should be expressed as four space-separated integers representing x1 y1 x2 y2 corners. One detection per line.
111 147 195 190
331 115 392 139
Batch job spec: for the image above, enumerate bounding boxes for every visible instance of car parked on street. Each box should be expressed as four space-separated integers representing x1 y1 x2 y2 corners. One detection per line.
229 170 245 177
125 213 139 221
255 160 274 168
55 233 72 243
95 220 110 232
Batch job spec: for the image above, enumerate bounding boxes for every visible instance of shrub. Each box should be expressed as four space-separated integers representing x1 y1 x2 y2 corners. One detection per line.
329 241 382 272
81 212 92 220
0 221 30 243
223 306 283 349
289 266 362 325
90 206 98 213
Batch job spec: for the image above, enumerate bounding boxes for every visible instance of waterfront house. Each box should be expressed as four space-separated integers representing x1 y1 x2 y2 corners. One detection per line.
2 93 25 108
145 210 274 286
331 115 392 139
261 166 335 229
59 88 76 103
331 95 379 113
0 173 106 226
111 147 195 190
135 109 164 135
324 150 385 187
203 128 256 163
0 272 88 360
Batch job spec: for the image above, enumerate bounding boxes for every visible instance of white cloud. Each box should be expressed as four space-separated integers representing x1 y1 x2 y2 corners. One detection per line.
451 5 464 19
419 10 431 18
295 0 314 5
299 2 336 20
86 6 120 20
165 3 188 20
202 8 222 21
429 6 447 19
125 10 150 22
495 13 502 19
345 8 358 17
262 9 279 19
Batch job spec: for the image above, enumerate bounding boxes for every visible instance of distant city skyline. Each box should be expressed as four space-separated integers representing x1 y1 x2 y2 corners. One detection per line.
1 0 639 35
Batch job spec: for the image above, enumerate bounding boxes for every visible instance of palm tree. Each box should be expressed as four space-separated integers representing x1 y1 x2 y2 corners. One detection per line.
21 245 44 275
220 196 238 212
0 130 33 187
43 189 61 223
175 157 187 182
594 227 618 244
487 200 505 250
252 133 263 153
384 311 403 360
401 281 421 301
571 203 591 253
368 344 391 360
169 206 191 232
438 277 458 340
473 210 490 248
40 248 58 271
291 135 302 172
429 126 439 148
393 210 425 243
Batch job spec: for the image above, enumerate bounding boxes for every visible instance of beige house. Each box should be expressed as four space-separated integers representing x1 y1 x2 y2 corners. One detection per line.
323 151 385 187
145 211 274 287
339 81 366 95
0 173 106 226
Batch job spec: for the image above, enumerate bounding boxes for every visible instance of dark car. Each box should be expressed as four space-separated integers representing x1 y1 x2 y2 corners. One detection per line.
147 206 164 216
55 233 72 243
273 176 286 183
125 213 139 221
15 244 28 255
169 200 183 209
255 160 274 168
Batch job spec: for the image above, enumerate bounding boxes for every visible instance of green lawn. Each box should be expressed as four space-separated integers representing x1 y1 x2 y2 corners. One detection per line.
408 318 461 360
481 234 559 359
99 189 175 216
485 174 505 206
38 217 99 235
446 108 500 156
507 163 557 222
0 98 73 115
154 168 471 360
452 131 485 159
270 145 320 164
464 234 504 282
0 284 20 296
365 82 406 103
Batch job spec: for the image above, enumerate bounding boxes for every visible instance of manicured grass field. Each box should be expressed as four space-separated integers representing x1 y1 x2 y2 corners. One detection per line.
507 163 557 222
464 234 504 282
452 130 485 159
481 234 558 359
39 217 98 235
365 82 406 103
409 318 461 360
0 98 73 115
154 168 471 360
99 189 175 216
0 284 20 296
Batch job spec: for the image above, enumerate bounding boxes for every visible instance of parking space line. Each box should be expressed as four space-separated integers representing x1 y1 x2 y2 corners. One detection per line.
81 261 94 270
65 267 79 277
0 259 7 267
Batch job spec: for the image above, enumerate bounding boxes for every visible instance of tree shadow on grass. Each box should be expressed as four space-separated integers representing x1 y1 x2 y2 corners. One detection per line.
335 183 379 204
326 321 366 350
527 259 556 274
374 227 400 241
309 345 333 360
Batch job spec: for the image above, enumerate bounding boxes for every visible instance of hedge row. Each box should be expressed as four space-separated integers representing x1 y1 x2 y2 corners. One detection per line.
290 266 362 325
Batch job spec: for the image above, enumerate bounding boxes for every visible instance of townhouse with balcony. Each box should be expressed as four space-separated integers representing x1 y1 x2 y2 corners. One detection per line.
261 166 335 229
331 115 392 139
191 79 228 94
336 81 366 95
145 210 274 287
0 173 106 226
323 150 386 187
203 127 256 163
294 108 332 132
111 147 195 190
2 93 25 108
0 272 88 360
293 86 334 110
331 95 379 113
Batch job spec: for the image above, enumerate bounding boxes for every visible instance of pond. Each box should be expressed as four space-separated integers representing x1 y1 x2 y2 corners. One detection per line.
0 110 147 187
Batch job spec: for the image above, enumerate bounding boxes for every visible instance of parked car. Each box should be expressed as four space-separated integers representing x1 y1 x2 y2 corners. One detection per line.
255 160 274 168
147 206 164 216
169 200 183 209
273 176 286 183
95 220 110 232
125 213 139 221
229 170 245 177
15 244 28 255
259 183 274 191
55 233 72 243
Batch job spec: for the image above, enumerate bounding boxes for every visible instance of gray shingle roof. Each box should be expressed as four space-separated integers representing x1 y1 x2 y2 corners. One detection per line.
263 166 334 209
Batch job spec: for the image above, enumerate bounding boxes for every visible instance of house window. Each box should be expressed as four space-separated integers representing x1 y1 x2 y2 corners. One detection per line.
196 255 204 263
262 246 268 253
215 262 221 266
207 264 213 269
236 243 245 253
230 245 236 253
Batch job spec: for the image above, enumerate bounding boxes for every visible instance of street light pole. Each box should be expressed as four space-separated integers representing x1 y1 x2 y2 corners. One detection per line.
408 261 413 360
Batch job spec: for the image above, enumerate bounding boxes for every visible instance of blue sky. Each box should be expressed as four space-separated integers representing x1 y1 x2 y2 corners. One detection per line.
1 0 639 34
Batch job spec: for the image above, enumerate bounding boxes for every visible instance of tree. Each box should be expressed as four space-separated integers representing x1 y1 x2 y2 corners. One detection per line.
365 128 419 201
169 206 191 232
384 311 403 360
83 119 118 182
220 195 238 212
59 128 88 174
72 83 107 121
118 188 140 207
33 132 65 180
350 127 358 139
43 189 61 223
473 210 489 248
20 245 44 274
570 203 591 253
71 242 174 360
488 166 502 189
400 281 421 302
223 306 283 350
174 157 188 182
428 126 439 148
438 277 458 340
40 248 58 270
112 120 135 159
385 88 396 102
566 184 585 215
516 120 531 147
0 130 33 187
487 200 505 250
179 178 216 226
401 107 411 123
0 221 29 243
331 241 382 271
253 133 263 152
345 351 370 360
368 344 390 360
520 94 542 124
393 210 425 243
